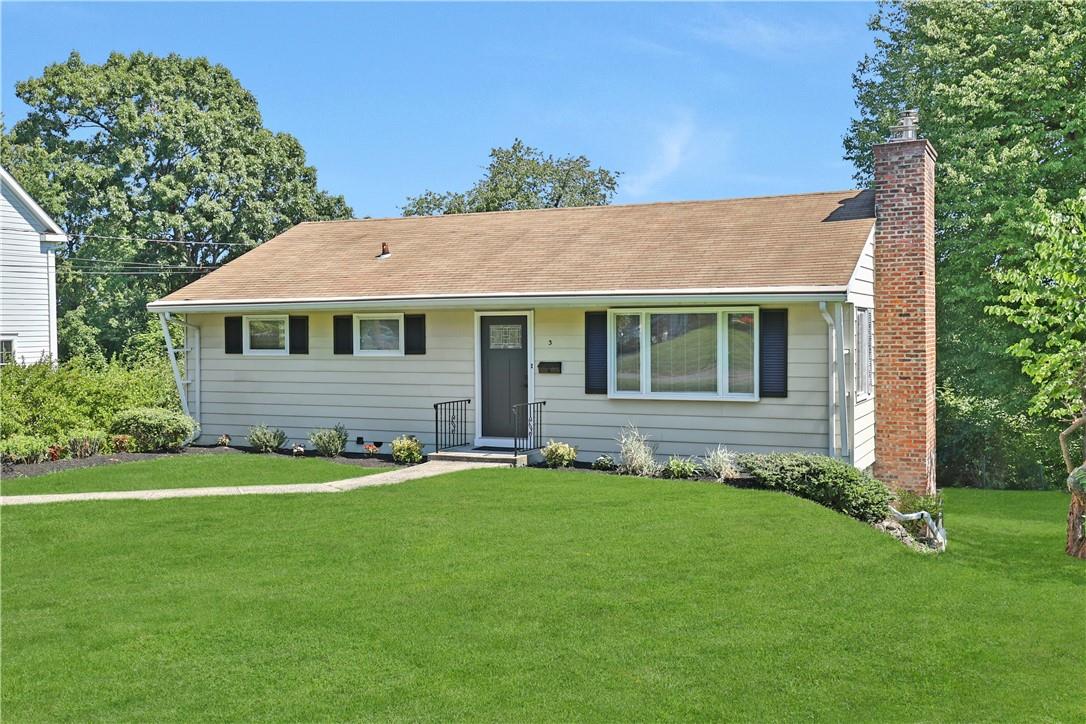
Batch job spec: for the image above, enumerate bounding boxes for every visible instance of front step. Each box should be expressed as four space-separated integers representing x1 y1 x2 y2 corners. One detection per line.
428 449 527 466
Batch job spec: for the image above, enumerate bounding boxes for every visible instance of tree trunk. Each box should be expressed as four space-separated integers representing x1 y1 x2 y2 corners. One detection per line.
1061 415 1086 559
1067 489 1086 559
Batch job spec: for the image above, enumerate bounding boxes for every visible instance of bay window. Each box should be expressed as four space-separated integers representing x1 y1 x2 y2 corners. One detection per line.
608 308 759 400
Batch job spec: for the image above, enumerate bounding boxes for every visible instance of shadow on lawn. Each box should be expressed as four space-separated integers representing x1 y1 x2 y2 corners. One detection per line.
943 489 1082 586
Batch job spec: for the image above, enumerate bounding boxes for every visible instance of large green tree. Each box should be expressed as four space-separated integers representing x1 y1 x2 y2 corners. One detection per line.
2 51 351 357
403 139 618 216
989 191 1086 556
844 0 1086 409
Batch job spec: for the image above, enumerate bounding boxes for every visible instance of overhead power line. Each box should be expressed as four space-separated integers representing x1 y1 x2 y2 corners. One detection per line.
0 227 251 247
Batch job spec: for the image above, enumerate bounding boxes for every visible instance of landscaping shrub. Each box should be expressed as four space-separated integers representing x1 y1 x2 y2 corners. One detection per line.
894 490 945 539
248 425 287 453
541 440 578 468
110 434 133 453
0 356 178 442
67 429 110 459
48 443 68 461
309 424 348 457
662 456 700 479
216 433 231 447
0 435 50 464
111 408 197 452
392 435 423 464
617 424 659 477
735 452 893 523
703 445 741 481
937 386 1065 489
592 454 617 471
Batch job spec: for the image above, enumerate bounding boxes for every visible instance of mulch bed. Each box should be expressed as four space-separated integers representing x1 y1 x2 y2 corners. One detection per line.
2 446 396 479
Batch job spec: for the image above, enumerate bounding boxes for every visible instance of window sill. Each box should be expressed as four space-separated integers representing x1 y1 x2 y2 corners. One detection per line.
243 349 289 357
607 392 760 403
353 350 405 357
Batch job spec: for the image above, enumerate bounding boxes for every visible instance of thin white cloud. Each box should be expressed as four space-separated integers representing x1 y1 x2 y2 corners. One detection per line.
689 8 846 59
624 112 696 198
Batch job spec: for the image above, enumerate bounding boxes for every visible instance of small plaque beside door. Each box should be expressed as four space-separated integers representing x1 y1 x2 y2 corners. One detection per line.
538 361 562 374
489 325 523 349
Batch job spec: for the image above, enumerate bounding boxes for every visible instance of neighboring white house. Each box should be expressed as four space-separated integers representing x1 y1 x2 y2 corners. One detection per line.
0 166 65 365
149 115 937 493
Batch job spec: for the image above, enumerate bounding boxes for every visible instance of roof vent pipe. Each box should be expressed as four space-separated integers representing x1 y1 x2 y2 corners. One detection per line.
376 242 391 259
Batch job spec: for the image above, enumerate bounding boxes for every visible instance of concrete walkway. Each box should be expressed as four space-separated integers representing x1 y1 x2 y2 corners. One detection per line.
0 460 496 507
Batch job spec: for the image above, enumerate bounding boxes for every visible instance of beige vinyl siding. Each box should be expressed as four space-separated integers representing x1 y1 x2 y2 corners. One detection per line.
533 304 829 461
188 310 476 450
188 302 832 461
853 397 876 471
0 182 56 363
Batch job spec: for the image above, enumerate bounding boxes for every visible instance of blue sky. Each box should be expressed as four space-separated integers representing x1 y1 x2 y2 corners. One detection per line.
2 2 877 218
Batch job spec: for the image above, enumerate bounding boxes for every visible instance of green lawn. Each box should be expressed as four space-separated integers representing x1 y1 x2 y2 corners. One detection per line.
2 469 1081 721
0 454 384 496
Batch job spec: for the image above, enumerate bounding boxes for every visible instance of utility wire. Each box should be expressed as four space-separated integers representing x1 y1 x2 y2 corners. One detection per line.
0 227 252 247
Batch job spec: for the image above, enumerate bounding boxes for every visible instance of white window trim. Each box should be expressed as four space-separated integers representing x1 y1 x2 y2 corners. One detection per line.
0 336 16 366
856 307 874 401
353 313 405 356
242 315 289 356
606 307 760 402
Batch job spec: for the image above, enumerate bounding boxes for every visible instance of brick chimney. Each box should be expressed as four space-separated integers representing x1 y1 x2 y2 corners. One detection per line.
872 110 937 494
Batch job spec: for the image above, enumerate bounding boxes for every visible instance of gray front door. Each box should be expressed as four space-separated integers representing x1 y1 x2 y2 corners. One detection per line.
480 315 529 438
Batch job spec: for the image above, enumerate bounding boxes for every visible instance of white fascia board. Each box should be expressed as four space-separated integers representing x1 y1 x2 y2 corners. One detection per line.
0 166 64 235
147 287 849 313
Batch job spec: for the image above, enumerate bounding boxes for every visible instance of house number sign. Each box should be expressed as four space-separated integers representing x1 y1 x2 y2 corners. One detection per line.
489 325 522 349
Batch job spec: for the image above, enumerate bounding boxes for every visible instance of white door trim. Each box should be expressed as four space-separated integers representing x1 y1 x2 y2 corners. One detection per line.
474 310 534 448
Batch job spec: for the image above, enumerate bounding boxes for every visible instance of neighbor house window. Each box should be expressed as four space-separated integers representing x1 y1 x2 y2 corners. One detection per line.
243 316 289 355
608 308 759 400
0 338 14 366
353 313 403 356
856 307 874 399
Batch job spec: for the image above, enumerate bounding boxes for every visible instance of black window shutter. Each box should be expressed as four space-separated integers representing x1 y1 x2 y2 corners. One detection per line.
759 309 788 398
404 314 426 355
289 316 309 354
584 311 607 394
333 315 353 355
224 316 243 354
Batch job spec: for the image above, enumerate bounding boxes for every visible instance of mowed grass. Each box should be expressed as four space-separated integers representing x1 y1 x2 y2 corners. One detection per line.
2 469 1082 721
0 454 383 496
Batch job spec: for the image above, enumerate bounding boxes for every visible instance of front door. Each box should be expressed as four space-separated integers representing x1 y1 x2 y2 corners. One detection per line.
479 315 529 439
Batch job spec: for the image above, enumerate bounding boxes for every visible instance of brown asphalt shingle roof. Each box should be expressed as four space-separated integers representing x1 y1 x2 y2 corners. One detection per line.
154 189 874 306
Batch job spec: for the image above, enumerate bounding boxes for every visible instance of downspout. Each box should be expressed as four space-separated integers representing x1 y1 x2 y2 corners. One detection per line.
159 312 199 444
833 303 850 462
819 302 837 457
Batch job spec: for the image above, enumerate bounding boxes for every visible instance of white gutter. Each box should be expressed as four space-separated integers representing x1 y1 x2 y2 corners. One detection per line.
148 288 849 314
819 302 838 457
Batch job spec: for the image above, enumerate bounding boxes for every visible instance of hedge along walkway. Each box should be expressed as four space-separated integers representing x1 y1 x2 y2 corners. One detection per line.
0 460 495 506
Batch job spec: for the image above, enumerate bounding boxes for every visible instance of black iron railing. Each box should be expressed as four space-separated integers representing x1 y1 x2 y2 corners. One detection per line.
433 399 471 452
512 401 546 457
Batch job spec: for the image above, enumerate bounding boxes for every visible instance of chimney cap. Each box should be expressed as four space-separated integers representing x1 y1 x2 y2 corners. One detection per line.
889 109 920 142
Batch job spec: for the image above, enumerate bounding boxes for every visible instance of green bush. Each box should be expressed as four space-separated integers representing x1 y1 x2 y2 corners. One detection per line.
541 440 578 468
937 386 1066 489
392 435 424 464
67 429 110 459
248 425 287 453
111 408 196 452
0 435 51 464
662 456 700 479
735 453 893 523
309 424 348 457
0 356 178 441
592 454 617 471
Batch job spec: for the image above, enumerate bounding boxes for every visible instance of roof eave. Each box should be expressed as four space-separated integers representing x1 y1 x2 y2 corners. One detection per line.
147 287 850 314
